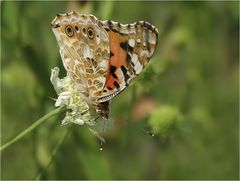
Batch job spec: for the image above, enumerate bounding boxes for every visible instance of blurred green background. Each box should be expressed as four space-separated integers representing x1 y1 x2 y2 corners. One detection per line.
1 1 239 180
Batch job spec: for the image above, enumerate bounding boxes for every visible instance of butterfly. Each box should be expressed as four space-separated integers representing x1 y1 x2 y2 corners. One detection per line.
51 11 158 120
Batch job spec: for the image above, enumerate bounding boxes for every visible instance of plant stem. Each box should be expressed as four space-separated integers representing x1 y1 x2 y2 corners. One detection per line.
0 106 65 152
35 126 71 180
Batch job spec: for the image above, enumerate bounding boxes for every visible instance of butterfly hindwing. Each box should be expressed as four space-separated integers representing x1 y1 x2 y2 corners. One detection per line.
52 12 110 103
98 20 158 102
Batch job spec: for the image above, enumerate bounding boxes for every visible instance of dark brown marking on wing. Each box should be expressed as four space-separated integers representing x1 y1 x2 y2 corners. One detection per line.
120 41 133 53
144 28 150 54
110 65 118 79
107 86 113 90
91 58 97 68
126 54 131 64
110 51 114 58
120 65 130 84
107 20 113 29
110 65 116 73
114 81 120 89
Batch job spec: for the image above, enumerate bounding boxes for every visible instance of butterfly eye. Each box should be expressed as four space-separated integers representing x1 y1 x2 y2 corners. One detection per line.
65 25 74 37
87 27 94 39
74 25 79 32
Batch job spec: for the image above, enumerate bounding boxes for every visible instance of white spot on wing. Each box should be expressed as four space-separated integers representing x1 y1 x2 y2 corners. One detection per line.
96 36 100 45
131 54 138 65
98 59 108 68
135 64 143 75
83 45 92 58
128 39 135 47
131 53 143 74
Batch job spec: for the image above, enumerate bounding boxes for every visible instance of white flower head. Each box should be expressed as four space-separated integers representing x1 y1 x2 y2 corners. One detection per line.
50 67 97 126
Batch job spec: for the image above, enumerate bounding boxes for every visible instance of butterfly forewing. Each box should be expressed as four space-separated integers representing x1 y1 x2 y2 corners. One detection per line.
98 20 158 102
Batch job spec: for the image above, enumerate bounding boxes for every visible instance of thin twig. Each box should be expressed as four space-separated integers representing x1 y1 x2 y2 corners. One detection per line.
0 106 65 152
35 126 71 180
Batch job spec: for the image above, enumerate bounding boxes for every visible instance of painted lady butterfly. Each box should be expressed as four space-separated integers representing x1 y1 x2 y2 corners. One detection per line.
51 11 158 121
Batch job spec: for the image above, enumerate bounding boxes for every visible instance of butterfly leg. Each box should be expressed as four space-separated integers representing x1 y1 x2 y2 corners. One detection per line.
96 101 109 120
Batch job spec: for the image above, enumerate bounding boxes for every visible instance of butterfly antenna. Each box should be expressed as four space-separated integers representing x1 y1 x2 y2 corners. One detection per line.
111 114 155 137
103 118 106 132
139 127 155 137
92 116 100 122
88 126 106 143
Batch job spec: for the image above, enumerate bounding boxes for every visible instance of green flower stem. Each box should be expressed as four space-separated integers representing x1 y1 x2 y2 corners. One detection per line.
35 126 71 180
0 106 66 152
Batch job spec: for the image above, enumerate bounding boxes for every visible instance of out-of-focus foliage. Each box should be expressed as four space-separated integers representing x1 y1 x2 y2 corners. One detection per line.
149 105 183 136
1 1 239 180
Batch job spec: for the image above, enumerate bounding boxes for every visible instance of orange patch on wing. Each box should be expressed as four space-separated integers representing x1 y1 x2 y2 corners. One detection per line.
109 32 127 67
105 75 115 89
104 31 128 90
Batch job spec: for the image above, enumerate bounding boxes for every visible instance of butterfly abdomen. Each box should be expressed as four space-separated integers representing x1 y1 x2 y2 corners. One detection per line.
96 101 109 120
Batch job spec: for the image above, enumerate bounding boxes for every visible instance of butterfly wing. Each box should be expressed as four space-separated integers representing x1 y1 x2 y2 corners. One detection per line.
52 12 110 104
98 20 158 103
52 12 158 106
